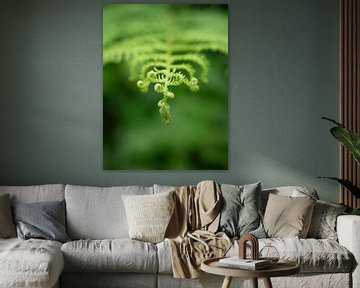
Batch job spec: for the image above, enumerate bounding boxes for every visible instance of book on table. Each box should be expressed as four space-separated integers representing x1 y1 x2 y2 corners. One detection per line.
218 257 271 270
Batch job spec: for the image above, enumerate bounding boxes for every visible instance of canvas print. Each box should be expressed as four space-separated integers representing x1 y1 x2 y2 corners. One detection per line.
103 4 228 170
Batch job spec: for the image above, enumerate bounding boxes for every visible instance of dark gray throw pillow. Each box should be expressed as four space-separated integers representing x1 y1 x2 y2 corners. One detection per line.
218 182 266 238
0 194 17 238
12 200 70 243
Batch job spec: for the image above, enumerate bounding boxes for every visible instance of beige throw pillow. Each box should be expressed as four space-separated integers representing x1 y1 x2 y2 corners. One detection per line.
263 193 316 238
122 191 175 243
0 194 17 238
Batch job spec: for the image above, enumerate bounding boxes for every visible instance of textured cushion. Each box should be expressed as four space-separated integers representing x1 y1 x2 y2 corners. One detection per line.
65 185 153 239
0 194 16 238
0 184 65 204
61 239 158 273
122 191 175 243
12 200 70 243
218 182 266 238
0 238 64 288
263 193 316 238
158 237 353 274
254 238 353 273
307 200 347 240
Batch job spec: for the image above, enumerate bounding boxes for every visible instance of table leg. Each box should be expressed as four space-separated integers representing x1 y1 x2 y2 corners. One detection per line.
221 276 232 288
263 277 273 288
251 278 258 288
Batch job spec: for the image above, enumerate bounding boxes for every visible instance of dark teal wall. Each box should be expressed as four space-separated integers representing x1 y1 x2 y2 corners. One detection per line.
0 0 339 202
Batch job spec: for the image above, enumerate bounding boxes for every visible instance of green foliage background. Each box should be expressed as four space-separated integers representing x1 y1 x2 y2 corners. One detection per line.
103 4 228 170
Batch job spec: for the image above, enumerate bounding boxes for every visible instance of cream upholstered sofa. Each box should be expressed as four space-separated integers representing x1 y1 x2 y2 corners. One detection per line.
0 183 359 288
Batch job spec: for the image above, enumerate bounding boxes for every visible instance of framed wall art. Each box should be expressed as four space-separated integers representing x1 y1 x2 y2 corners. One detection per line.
103 4 228 170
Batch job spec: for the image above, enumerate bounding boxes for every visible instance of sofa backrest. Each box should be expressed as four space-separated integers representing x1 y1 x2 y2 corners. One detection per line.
153 184 176 194
0 184 65 204
65 184 153 240
1 184 320 240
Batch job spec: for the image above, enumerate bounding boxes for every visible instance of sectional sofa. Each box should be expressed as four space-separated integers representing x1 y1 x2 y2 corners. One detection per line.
0 183 359 288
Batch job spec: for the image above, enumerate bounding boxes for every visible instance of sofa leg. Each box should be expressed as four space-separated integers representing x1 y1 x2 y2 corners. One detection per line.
263 277 273 288
221 276 232 288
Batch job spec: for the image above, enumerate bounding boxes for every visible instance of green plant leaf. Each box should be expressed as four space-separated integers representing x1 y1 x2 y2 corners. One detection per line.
318 177 360 198
322 117 360 165
351 208 360 215
330 127 360 165
103 4 228 124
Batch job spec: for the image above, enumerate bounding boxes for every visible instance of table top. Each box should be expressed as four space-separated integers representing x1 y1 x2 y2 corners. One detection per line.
201 257 300 278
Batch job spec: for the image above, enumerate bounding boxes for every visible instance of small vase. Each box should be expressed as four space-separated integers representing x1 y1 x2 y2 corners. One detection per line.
259 245 280 264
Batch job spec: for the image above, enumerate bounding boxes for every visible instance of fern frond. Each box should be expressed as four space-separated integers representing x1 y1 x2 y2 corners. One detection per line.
103 4 228 124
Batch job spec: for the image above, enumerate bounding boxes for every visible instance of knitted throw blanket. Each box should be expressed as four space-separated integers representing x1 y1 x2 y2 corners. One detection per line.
165 180 231 278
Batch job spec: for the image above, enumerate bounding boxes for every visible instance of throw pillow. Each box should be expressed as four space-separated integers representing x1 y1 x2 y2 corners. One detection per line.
218 182 266 238
307 200 347 240
260 186 319 214
122 190 175 243
12 200 70 243
0 194 16 238
263 193 316 238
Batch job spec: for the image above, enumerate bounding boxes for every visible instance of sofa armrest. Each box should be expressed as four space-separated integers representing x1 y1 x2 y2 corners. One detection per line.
337 215 360 288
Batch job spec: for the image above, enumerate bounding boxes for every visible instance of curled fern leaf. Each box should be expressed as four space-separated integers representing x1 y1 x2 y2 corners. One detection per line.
103 4 228 124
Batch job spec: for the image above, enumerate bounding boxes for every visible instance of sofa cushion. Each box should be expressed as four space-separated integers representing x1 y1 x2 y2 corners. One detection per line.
122 191 175 243
153 184 176 194
218 182 266 238
0 238 64 288
263 193 316 238
0 184 65 204
158 237 353 274
0 194 16 238
232 238 353 273
156 240 173 274
260 238 353 273
12 200 70 243
65 185 153 239
61 239 158 273
307 200 347 240
261 186 319 213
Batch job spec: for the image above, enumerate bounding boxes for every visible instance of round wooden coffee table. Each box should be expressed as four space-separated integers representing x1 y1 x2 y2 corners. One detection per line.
201 257 300 288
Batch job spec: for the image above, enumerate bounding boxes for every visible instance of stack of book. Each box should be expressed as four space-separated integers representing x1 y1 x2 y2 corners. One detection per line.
218 257 271 270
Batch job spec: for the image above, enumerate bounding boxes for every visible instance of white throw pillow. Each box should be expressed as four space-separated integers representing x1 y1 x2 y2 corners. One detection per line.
122 191 175 243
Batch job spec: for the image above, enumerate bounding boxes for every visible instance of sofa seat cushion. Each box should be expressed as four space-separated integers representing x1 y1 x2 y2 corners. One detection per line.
157 238 353 274
156 240 173 274
260 238 353 272
61 239 158 273
0 238 64 288
232 238 353 273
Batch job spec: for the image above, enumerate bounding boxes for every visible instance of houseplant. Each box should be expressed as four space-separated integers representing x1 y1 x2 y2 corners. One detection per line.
320 117 360 215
